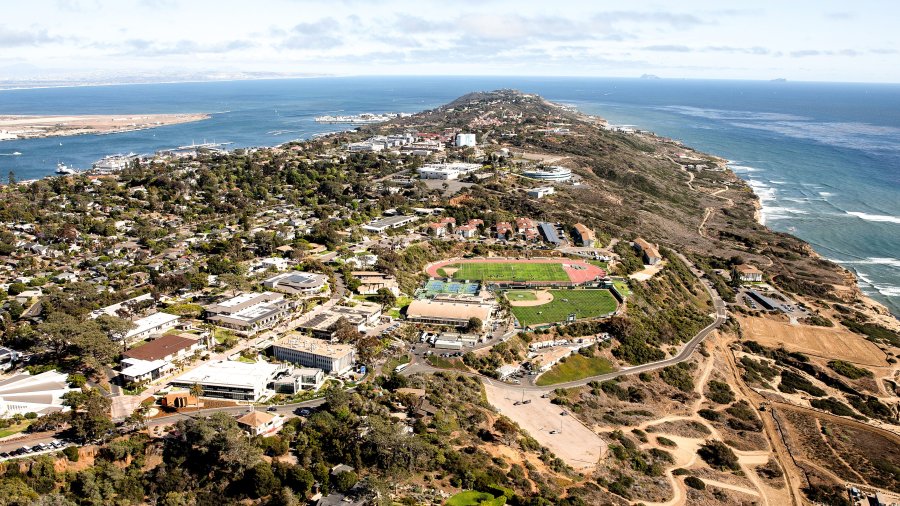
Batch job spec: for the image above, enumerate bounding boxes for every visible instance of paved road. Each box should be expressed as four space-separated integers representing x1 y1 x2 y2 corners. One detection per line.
404 251 728 393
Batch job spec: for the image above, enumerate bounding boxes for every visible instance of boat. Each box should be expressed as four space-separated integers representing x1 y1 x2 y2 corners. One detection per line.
56 162 77 175
12 151 21 156
314 112 409 125
92 153 138 173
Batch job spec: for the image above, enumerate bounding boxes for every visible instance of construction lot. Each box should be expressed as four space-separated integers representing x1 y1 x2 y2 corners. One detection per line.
482 380 606 472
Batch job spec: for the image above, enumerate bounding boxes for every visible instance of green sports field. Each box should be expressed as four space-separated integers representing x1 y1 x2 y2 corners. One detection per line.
441 262 569 282
510 289 618 326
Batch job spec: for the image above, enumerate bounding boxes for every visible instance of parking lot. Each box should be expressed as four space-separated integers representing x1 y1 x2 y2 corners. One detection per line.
0 438 71 461
483 380 606 472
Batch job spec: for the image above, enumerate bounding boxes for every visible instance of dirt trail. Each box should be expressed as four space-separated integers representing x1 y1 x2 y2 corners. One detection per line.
722 339 805 505
701 478 760 496
815 418 868 485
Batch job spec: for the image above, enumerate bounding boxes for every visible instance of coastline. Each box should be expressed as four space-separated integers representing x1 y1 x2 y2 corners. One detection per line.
0 113 210 141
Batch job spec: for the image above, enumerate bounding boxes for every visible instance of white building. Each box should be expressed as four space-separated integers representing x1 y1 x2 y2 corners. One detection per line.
263 271 328 295
455 133 477 147
123 312 181 344
417 162 481 180
205 292 294 335
362 215 418 233
526 187 555 198
522 166 572 182
0 370 75 417
170 360 287 401
236 411 284 436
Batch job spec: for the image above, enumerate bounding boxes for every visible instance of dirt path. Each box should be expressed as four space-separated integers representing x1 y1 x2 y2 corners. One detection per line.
702 478 760 496
815 418 868 485
722 339 806 505
698 208 713 237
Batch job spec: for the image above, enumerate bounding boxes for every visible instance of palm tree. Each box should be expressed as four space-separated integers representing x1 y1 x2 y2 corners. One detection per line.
189 382 204 414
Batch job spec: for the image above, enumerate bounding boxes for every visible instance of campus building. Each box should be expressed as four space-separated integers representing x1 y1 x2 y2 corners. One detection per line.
296 302 382 339
734 264 764 283
455 133 477 147
170 360 287 401
123 312 181 344
263 271 328 295
362 215 417 233
522 166 572 182
417 162 481 180
633 238 662 265
406 299 492 329
572 223 595 247
204 292 294 334
272 334 355 373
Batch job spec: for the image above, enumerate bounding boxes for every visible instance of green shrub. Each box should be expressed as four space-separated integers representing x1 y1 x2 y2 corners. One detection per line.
62 446 79 462
827 360 872 380
706 380 735 404
684 476 706 490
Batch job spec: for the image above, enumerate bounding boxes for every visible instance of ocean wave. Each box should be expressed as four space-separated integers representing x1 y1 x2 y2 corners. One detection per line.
839 257 900 268
845 211 900 224
727 164 759 173
818 191 835 197
658 105 809 122
729 120 900 154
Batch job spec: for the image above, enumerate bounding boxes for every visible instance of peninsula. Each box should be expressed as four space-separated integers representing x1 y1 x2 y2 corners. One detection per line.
0 90 896 506
0 112 209 141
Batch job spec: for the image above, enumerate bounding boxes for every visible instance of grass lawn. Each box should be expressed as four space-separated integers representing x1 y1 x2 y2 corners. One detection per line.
588 259 609 270
535 354 615 386
426 355 470 371
506 290 538 301
510 289 618 326
612 279 632 297
382 354 410 375
214 328 237 344
446 491 505 506
447 262 569 282
236 356 256 364
0 421 32 438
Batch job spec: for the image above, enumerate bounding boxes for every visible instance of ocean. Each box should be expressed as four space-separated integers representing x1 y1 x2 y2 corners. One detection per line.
1 76 898 316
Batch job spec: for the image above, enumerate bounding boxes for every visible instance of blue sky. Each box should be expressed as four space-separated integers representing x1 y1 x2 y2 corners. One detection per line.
1 0 898 82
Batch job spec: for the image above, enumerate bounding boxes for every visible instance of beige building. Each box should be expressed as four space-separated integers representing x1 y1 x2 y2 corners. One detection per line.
272 334 355 373
406 299 492 329
633 238 661 265
734 264 763 283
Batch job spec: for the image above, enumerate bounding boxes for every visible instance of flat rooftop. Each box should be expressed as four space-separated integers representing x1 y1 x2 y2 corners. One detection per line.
172 360 281 388
274 333 355 359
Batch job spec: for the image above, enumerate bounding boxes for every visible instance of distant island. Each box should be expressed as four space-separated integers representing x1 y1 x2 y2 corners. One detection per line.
0 113 209 141
771 77 788 82
640 73 662 79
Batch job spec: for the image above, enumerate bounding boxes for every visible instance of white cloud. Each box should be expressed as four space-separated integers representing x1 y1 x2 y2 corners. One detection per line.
0 0 897 82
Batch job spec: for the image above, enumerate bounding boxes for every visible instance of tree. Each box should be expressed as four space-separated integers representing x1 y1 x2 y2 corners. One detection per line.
333 470 358 492
243 462 279 499
189 383 204 413
6 282 26 296
374 288 396 310
62 388 114 442
466 317 483 333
